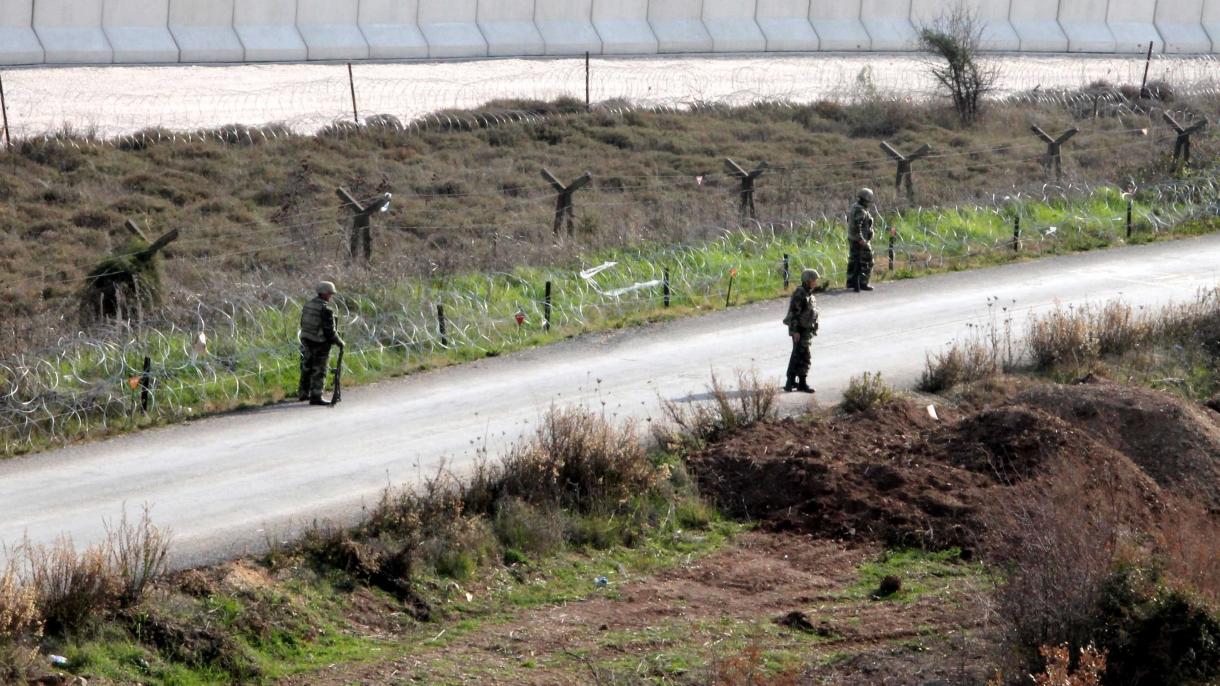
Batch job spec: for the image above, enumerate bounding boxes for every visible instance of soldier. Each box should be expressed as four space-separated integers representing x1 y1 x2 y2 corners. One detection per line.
846 187 876 292
783 269 819 393
297 281 344 406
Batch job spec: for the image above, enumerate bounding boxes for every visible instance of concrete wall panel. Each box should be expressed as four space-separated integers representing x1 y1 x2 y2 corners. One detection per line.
1106 0 1162 52
1154 0 1210 53
592 0 658 54
910 0 1019 51
1202 0 1220 52
809 0 871 50
104 0 180 63
703 0 767 51
297 0 368 60
0 0 44 65
755 0 818 51
1009 0 1068 51
649 0 714 53
478 0 545 56
419 0 487 57
859 0 917 51
536 0 602 54
234 0 307 61
358 0 427 58
169 0 244 62
34 0 112 63
1058 0 1117 52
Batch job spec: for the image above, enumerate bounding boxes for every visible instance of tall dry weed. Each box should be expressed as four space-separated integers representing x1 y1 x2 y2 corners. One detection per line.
659 369 778 443
0 560 40 640
105 505 172 607
22 535 115 635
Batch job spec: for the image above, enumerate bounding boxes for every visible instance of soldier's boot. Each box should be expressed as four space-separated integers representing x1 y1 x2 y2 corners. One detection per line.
859 284 874 292
783 376 796 392
796 377 815 393
309 395 328 406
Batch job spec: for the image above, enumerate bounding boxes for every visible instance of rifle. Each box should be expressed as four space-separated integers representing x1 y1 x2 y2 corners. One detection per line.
329 344 344 407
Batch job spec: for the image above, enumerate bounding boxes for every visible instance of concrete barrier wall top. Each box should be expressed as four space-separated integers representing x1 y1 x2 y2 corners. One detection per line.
34 0 112 63
234 0 307 61
1202 0 1220 52
297 0 368 60
1058 0 1117 52
809 0 871 50
358 0 427 58
1106 0 1163 52
1009 0 1069 51
910 0 1019 51
649 0 714 53
419 0 487 58
478 0 546 56
104 0 180 63
754 0 818 51
0 0 44 65
592 0 658 54
859 0 917 50
703 0 767 51
1154 0 1211 53
169 0 244 62
535 0 602 54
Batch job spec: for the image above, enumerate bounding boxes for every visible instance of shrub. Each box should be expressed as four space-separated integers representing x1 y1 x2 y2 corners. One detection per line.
0 560 40 640
23 535 116 635
917 5 999 125
492 497 565 559
105 505 172 608
918 338 999 393
1027 304 1098 370
840 372 894 413
660 369 778 444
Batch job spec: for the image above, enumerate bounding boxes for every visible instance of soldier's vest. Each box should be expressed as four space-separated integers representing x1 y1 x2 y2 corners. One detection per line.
299 297 329 343
851 203 875 242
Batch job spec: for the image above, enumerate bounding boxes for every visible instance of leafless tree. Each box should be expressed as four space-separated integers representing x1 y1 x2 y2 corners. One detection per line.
918 4 1000 125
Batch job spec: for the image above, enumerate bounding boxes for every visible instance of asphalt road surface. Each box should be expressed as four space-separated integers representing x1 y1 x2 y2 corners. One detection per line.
2 235 1219 569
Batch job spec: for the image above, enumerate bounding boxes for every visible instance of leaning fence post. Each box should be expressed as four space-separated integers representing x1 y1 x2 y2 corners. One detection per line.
436 304 447 347
663 268 671 307
725 268 736 308
1162 112 1208 169
1030 125 1078 182
541 169 592 237
1013 215 1021 252
543 281 552 331
1126 198 1133 239
880 141 932 201
724 158 768 221
887 228 896 271
140 355 152 413
782 253 790 289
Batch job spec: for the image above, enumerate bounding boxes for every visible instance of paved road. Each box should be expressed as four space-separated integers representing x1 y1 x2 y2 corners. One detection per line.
2 235 1218 568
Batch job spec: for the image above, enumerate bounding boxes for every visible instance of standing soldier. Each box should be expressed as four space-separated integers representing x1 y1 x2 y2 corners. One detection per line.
783 269 819 393
297 281 344 406
847 188 876 292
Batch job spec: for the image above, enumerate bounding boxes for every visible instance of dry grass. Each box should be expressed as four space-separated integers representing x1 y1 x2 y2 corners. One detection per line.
919 338 1000 393
0 560 40 641
104 505 172 608
659 369 779 444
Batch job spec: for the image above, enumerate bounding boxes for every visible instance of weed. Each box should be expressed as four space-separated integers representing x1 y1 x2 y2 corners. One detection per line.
840 372 894 413
659 369 778 445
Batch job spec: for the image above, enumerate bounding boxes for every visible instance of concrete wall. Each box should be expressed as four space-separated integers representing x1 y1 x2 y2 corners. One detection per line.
169 0 244 62
1155 0 1211 53
419 0 487 58
0 0 44 65
359 0 428 59
910 0 1019 51
297 0 368 60
1058 0 1116 52
593 0 658 54
1106 0 1162 52
649 0 714 53
234 0 307 61
860 0 918 50
755 0 818 51
34 0 112 63
536 0 602 54
703 0 767 51
103 0 180 63
809 0 871 50
1010 0 1069 51
478 0 546 56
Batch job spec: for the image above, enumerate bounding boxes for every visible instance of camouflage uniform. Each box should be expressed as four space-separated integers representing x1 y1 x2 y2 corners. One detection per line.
783 277 819 391
846 199 875 291
297 286 342 402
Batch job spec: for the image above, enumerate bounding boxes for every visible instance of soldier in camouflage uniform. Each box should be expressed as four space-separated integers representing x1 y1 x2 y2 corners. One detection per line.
846 188 876 292
297 281 344 405
783 269 820 393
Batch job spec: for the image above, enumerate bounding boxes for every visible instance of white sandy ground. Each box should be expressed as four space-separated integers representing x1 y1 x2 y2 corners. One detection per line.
2 53 1217 139
1 235 1218 569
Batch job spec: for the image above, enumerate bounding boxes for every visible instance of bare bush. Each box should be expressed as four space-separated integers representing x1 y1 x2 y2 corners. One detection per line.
840 372 895 413
105 505 172 607
918 4 999 125
22 535 116 635
1027 304 1099 370
919 338 1000 393
1031 644 1107 686
0 560 40 640
659 369 778 444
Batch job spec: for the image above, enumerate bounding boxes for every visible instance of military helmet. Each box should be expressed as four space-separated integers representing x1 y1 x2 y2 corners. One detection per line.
316 281 337 295
801 269 819 283
858 188 875 204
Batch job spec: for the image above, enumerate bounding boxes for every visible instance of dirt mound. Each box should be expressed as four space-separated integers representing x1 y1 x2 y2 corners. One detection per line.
690 391 1172 549
1017 381 1220 509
